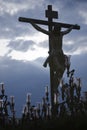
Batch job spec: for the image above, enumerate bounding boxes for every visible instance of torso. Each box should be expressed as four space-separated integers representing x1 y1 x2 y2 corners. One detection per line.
50 32 63 53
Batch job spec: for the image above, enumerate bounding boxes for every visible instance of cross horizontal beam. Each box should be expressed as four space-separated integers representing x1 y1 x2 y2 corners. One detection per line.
19 17 80 30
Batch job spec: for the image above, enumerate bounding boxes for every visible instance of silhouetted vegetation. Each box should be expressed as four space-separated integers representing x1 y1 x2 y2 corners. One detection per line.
0 65 87 130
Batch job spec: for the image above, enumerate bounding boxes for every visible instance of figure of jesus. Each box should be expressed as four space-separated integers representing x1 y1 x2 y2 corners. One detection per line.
30 22 74 90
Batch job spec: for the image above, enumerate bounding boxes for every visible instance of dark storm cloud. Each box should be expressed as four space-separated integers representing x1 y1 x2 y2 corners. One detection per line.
8 39 35 52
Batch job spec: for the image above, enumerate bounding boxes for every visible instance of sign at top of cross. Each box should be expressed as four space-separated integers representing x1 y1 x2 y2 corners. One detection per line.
45 5 58 21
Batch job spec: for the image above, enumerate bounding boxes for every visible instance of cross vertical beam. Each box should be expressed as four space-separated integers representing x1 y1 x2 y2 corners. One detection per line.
45 5 58 116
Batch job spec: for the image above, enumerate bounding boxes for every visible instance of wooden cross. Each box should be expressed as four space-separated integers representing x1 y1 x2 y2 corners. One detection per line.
19 6 80 30
18 5 80 116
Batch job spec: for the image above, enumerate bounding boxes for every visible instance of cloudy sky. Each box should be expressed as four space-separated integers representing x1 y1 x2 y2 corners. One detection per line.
0 0 87 117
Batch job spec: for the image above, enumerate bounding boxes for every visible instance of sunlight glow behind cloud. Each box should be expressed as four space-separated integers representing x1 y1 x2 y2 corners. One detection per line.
0 39 10 56
8 46 48 61
20 32 48 44
8 32 48 61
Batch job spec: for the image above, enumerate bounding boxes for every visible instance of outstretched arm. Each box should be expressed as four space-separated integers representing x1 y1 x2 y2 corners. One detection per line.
62 25 74 35
30 22 49 35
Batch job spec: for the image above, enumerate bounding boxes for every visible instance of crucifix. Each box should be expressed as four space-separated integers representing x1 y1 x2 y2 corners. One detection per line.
18 5 80 116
